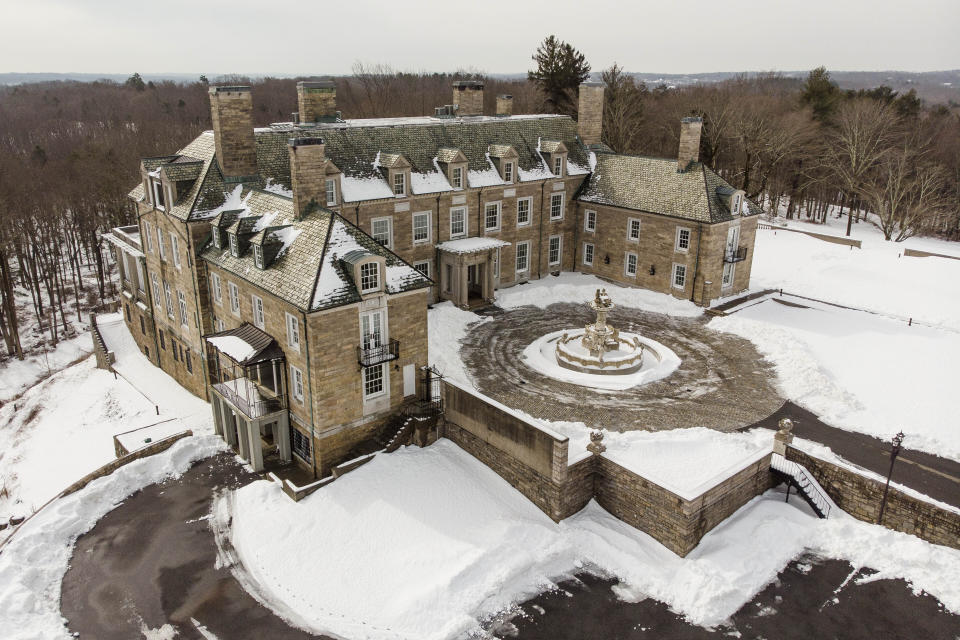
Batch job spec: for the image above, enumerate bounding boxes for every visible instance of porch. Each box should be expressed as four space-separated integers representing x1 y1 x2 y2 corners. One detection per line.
436 238 510 309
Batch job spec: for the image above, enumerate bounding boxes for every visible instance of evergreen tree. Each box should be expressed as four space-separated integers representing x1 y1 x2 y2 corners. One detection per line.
801 66 839 121
125 72 146 92
528 35 591 115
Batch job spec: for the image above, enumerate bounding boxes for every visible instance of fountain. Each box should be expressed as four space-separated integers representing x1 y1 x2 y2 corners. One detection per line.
521 289 681 391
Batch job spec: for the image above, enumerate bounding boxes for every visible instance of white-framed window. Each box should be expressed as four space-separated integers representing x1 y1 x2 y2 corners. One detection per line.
363 363 386 399
451 166 463 189
325 178 337 206
517 197 532 226
152 179 165 210
286 312 300 351
450 206 467 238
675 227 691 252
229 233 239 257
212 227 222 249
672 263 687 289
412 211 430 244
548 235 562 266
484 201 501 232
550 193 564 220
144 221 154 252
290 365 305 403
163 280 174 318
413 260 430 278
151 273 161 307
627 218 641 242
393 171 406 196
177 290 188 327
157 228 166 261
252 294 265 329
371 217 392 247
722 262 736 288
732 193 742 215
503 161 514 183
211 272 222 305
215 316 224 332
361 309 385 350
135 258 146 292
169 233 180 268
583 243 594 266
553 156 563 176
253 244 264 269
584 210 596 233
625 252 638 277
516 241 530 273
360 262 380 293
228 281 240 315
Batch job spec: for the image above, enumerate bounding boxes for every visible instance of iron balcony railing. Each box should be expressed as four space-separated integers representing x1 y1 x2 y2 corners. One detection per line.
357 338 400 367
724 246 748 263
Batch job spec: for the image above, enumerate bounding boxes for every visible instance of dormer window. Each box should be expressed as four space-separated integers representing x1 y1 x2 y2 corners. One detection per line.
553 156 563 177
229 233 239 257
451 166 463 189
152 179 165 210
732 193 742 215
503 162 514 183
326 178 337 206
212 228 222 249
360 262 380 293
253 244 264 269
393 171 406 196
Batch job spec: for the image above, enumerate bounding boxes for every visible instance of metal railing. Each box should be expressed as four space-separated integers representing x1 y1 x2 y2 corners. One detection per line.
724 246 748 263
771 454 832 518
214 380 285 419
357 338 400 367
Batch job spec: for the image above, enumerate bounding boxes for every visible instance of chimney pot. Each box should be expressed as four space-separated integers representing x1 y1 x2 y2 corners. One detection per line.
678 117 703 172
578 82 604 147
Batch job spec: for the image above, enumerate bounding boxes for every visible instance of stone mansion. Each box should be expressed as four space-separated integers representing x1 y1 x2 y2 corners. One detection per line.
103 79 761 479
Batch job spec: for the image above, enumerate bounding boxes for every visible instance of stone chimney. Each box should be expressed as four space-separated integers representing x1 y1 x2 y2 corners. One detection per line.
288 137 326 218
297 80 337 123
209 86 258 178
452 80 484 116
678 116 703 172
578 82 605 146
496 94 513 117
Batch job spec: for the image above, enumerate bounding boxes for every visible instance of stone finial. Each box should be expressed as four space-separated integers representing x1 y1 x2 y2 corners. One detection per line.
773 418 794 455
587 429 606 455
777 418 794 434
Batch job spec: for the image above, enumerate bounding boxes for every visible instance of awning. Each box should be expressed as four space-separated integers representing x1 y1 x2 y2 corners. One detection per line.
205 322 285 365
436 237 511 254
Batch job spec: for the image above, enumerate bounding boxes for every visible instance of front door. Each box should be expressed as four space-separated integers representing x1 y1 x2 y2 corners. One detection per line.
467 264 483 300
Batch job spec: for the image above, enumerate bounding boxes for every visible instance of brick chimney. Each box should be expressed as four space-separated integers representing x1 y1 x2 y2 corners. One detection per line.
209 86 258 179
452 80 484 116
678 117 703 172
297 80 337 123
288 137 326 218
577 82 605 146
496 94 513 117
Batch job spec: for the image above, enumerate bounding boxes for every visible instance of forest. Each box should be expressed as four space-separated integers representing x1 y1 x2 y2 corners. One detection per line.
0 40 958 362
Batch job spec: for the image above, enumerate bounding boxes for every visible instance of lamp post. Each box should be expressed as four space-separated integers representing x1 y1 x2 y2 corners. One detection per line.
877 431 905 525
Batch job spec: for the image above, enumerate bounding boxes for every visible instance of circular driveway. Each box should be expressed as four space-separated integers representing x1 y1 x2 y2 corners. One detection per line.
461 303 783 432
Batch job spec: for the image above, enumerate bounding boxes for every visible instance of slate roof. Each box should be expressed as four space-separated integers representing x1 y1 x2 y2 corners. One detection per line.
200 188 430 313
577 153 763 224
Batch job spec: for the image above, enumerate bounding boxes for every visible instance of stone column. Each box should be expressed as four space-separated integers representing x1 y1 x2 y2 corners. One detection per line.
277 413 292 463
212 396 224 437
223 403 238 448
459 257 469 308
247 418 264 471
236 413 249 459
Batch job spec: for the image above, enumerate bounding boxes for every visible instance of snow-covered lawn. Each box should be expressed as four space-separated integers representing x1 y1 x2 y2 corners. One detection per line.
750 219 960 331
711 295 960 461
225 440 960 640
0 333 91 405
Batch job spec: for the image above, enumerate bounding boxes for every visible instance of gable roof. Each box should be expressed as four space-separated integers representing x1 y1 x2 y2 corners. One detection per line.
577 153 763 224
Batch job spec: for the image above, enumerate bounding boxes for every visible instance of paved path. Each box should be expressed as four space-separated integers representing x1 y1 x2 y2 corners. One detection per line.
461 303 783 432
492 558 960 639
61 454 328 640
749 401 960 509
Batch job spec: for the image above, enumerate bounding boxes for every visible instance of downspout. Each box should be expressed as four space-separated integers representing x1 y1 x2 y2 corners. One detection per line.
355 203 360 227
690 222 703 303
300 308 318 479
435 194 442 297
538 181 546 278
572 201 580 271
183 223 210 400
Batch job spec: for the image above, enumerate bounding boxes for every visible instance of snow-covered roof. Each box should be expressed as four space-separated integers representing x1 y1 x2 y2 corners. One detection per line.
436 237 511 254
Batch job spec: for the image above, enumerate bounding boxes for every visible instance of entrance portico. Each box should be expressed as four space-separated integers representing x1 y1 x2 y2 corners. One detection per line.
436 238 510 309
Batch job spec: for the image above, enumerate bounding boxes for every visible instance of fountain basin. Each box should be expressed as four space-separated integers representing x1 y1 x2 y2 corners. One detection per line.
556 331 645 375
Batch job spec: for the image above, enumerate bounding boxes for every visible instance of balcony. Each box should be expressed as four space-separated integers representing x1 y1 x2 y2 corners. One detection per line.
212 375 286 419
357 338 400 367
724 246 748 263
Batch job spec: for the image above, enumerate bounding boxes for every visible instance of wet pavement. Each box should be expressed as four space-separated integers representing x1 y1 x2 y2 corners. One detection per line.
490 558 960 640
461 303 783 432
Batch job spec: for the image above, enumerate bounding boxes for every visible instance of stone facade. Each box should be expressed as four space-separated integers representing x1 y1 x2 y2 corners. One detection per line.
786 446 960 550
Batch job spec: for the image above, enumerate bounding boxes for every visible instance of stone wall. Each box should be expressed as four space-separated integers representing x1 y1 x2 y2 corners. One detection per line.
209 86 258 178
904 247 960 261
786 446 960 550
577 83 604 146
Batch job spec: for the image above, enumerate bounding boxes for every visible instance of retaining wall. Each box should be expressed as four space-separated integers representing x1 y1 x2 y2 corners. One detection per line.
786 446 960 549
760 225 862 248
903 248 960 261
90 313 115 370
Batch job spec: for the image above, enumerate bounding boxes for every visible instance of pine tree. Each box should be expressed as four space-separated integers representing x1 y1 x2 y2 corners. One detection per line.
528 35 591 115
801 66 839 122
125 72 146 92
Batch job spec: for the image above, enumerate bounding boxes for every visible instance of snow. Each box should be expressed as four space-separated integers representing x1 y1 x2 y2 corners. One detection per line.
750 220 960 331
194 184 251 220
224 440 960 639
427 302 491 384
206 335 257 362
262 179 293 199
710 296 960 461
0 434 228 640
521 330 681 391
411 170 454 195
270 225 301 258
496 272 703 317
114 420 191 454
0 333 91 404
340 175 394 202
436 237 511 254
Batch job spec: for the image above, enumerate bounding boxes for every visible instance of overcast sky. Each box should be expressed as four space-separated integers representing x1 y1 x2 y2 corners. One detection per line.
1 0 957 75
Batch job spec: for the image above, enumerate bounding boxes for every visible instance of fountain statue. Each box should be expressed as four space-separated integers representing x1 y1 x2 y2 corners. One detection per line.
554 290 645 375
